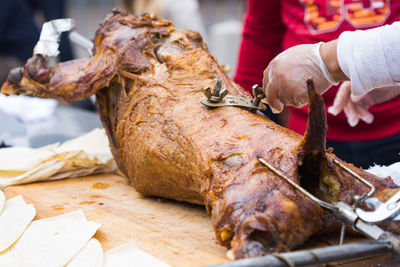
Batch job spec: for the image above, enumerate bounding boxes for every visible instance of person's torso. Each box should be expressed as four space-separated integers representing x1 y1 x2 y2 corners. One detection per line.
282 0 400 141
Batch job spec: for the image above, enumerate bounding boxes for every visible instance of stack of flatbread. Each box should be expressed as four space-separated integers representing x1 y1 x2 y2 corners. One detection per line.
0 190 169 267
0 128 118 188
0 190 102 266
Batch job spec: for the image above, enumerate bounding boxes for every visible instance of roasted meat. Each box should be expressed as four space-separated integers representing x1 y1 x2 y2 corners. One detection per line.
2 9 400 259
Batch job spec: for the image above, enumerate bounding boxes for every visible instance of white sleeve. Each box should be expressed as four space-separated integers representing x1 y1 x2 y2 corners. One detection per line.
337 22 400 96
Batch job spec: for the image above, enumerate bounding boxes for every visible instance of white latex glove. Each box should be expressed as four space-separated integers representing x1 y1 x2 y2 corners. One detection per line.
328 81 400 127
262 42 337 113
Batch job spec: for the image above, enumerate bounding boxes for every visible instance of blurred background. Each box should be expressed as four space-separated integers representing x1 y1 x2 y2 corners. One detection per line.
0 0 246 148
68 0 246 76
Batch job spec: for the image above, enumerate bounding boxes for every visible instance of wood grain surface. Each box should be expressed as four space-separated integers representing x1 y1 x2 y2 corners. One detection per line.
3 174 398 267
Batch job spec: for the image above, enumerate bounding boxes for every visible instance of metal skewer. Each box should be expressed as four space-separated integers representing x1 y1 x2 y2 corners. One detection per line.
333 158 375 206
69 31 94 56
258 158 336 211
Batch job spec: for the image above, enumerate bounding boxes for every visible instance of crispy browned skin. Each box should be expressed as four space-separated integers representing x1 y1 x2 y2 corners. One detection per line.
2 9 400 259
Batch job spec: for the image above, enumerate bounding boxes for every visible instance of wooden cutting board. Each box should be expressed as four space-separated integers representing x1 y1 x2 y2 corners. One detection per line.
3 173 398 267
3 173 227 266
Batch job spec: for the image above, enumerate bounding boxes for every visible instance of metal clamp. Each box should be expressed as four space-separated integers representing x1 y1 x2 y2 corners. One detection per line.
200 80 267 112
331 159 400 224
356 191 400 223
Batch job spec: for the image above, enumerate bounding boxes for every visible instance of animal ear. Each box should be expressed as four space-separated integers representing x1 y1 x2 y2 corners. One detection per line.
297 78 327 156
295 78 328 194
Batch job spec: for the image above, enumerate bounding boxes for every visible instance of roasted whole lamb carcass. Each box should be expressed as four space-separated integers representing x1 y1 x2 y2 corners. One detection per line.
2 9 400 259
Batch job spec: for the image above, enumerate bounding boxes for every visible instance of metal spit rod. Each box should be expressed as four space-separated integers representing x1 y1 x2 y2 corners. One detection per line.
210 240 391 267
69 31 94 56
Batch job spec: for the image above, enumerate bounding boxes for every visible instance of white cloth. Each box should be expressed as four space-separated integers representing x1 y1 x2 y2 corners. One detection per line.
0 94 57 122
367 162 400 186
34 19 75 57
337 22 400 96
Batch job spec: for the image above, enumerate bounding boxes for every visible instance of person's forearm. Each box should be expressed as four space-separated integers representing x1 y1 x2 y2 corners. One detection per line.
320 40 348 83
320 23 400 96
336 22 400 96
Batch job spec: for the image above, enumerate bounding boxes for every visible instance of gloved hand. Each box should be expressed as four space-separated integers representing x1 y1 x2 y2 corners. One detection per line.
262 43 337 113
328 81 400 127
